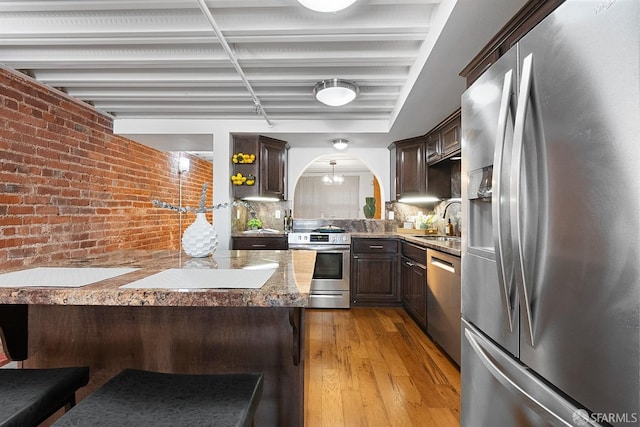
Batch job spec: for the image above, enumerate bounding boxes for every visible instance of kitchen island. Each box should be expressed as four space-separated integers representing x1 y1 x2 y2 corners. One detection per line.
0 249 315 427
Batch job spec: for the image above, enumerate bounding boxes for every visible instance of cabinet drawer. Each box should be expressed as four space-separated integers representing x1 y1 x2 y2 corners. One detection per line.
352 238 398 254
231 236 287 250
401 241 426 265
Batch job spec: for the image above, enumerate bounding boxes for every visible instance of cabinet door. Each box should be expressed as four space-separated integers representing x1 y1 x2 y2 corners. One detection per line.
411 263 428 330
259 137 286 199
426 132 441 165
401 257 411 306
396 137 426 198
440 113 461 157
351 253 400 307
400 241 428 330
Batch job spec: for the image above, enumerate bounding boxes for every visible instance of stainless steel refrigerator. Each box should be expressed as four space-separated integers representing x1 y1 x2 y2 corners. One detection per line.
460 1 639 426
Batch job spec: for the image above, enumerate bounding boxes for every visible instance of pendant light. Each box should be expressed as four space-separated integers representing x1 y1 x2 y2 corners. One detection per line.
297 0 357 13
313 79 359 107
322 160 345 185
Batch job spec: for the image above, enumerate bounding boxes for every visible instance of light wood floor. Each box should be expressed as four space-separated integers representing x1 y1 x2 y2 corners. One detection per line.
304 308 461 427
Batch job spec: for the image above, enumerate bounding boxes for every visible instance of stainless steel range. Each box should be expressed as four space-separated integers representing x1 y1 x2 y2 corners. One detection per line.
288 228 351 308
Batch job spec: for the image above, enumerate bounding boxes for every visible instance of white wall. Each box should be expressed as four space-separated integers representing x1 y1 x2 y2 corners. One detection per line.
293 171 375 219
288 146 391 204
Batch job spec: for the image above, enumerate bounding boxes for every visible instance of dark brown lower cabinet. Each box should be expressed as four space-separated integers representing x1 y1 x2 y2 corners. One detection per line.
350 238 400 307
231 236 287 250
401 242 427 331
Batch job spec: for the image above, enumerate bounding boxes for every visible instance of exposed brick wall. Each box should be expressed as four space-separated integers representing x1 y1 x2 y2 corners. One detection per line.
0 68 213 269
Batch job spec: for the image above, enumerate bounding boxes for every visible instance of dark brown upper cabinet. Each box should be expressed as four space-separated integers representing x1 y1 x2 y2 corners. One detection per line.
393 136 428 200
460 0 565 86
426 109 461 165
232 135 288 200
389 110 461 202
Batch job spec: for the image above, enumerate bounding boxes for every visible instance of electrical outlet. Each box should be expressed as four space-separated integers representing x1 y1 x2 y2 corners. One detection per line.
388 211 394 220
275 210 281 219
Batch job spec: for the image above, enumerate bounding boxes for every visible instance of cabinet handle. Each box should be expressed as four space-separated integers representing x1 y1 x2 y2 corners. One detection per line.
369 245 384 249
251 244 267 248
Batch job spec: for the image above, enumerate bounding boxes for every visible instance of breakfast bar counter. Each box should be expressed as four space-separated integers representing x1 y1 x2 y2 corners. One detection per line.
0 249 315 427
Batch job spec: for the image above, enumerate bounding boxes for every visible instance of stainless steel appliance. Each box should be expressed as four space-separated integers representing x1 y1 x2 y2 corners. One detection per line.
426 249 461 365
288 230 351 308
461 1 639 425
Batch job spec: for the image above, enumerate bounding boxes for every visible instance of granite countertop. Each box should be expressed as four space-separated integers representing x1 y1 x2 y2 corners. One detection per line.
401 235 461 257
0 250 315 308
350 232 462 257
231 231 287 238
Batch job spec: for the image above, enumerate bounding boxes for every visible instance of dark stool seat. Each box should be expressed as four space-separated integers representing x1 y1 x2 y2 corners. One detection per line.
0 366 90 427
53 369 263 427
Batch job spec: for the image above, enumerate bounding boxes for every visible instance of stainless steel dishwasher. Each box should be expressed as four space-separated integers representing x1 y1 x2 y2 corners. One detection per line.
426 249 461 365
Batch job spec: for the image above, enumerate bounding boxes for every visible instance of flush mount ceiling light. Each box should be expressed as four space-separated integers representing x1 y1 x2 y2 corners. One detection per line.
313 79 359 107
332 138 349 150
322 160 345 185
297 0 358 13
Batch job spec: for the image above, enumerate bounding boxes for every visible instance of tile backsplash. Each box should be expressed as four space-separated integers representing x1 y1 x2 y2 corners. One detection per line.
231 199 462 236
231 158 462 235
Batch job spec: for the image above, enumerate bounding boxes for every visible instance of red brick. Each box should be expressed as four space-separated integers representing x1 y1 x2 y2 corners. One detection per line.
7 205 34 215
0 194 22 204
0 69 212 266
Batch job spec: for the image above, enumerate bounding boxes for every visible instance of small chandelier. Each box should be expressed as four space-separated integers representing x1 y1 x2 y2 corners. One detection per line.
322 160 344 185
313 79 359 106
297 0 358 13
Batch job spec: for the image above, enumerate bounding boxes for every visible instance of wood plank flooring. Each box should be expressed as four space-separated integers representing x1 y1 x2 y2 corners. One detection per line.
304 308 461 427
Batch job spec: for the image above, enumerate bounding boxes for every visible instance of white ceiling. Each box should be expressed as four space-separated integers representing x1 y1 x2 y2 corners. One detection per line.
0 0 527 162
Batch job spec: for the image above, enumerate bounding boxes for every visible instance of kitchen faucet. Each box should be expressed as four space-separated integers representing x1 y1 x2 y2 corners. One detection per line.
442 200 461 218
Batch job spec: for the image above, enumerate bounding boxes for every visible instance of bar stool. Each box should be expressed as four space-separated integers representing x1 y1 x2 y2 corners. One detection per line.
53 369 263 427
0 366 90 427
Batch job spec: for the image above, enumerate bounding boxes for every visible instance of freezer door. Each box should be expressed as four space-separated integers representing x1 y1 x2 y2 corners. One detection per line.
461 47 519 357
512 0 640 421
462 320 602 427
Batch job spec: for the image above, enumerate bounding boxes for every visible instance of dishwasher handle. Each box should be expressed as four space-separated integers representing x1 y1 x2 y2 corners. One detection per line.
430 256 456 273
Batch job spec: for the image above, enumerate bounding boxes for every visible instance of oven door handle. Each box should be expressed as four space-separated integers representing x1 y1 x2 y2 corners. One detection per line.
290 245 350 252
311 293 346 298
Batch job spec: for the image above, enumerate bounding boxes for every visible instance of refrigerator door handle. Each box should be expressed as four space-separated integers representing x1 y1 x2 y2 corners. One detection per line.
464 326 602 427
492 69 515 333
512 53 535 346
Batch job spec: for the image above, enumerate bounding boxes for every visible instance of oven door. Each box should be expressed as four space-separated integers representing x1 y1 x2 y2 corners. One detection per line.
311 248 350 308
307 246 350 291
289 244 351 308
